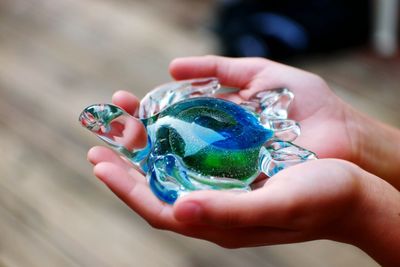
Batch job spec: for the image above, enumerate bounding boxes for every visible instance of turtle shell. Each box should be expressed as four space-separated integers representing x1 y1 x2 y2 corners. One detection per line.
146 97 274 181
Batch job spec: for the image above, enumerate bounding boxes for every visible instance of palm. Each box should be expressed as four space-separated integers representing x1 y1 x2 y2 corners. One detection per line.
170 56 355 161
89 142 357 247
290 92 353 160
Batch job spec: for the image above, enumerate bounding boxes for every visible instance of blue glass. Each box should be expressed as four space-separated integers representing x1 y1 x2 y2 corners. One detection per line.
79 78 317 203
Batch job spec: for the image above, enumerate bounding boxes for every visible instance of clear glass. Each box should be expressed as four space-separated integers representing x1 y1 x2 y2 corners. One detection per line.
79 78 317 204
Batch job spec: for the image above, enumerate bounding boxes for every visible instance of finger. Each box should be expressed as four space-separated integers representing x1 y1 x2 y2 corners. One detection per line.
175 224 303 248
92 163 301 244
92 162 309 246
90 161 277 241
112 91 147 148
173 160 351 229
87 146 142 175
214 92 244 104
173 178 305 229
173 168 303 227
173 189 286 228
216 227 303 248
169 55 267 89
88 146 126 165
169 56 296 104
113 113 148 150
91 162 253 236
112 90 140 116
94 162 180 229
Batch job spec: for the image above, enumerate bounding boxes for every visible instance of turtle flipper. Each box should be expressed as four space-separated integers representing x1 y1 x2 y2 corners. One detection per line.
149 154 196 204
259 140 317 177
149 153 252 203
139 77 220 119
148 164 180 204
241 88 300 142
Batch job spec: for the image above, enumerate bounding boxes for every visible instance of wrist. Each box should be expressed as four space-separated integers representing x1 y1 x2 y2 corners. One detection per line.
344 104 400 187
338 171 400 266
343 104 368 166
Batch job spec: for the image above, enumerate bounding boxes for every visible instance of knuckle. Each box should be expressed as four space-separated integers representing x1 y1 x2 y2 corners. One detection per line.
215 240 240 249
147 209 168 230
147 219 166 230
309 73 328 88
274 194 307 225
219 208 241 228
281 199 303 222
203 54 220 62
148 220 166 230
320 159 361 177
251 57 270 65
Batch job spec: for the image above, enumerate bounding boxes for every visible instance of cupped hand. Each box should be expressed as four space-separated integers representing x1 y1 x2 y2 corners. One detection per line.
86 56 400 266
89 140 367 248
99 56 360 170
169 55 359 162
168 56 400 187
87 89 363 247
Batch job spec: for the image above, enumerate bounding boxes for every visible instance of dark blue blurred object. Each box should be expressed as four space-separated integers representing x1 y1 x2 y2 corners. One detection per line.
215 0 371 60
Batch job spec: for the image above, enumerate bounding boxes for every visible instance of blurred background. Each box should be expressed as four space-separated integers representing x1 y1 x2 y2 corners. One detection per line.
0 0 399 266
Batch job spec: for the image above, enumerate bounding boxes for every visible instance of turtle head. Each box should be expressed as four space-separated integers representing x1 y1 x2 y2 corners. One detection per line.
79 104 148 159
79 104 123 134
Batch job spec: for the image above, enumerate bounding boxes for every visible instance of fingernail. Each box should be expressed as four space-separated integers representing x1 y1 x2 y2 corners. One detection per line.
175 202 202 222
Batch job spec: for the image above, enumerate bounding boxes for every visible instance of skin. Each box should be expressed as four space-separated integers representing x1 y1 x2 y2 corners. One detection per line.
87 56 400 266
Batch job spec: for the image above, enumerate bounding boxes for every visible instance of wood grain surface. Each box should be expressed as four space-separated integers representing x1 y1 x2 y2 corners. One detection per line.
1 0 398 266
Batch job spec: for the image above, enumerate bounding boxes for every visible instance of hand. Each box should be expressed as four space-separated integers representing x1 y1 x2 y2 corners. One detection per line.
169 56 400 187
86 58 400 265
90 91 356 245
88 141 361 246
88 144 400 266
169 56 356 161
89 56 400 185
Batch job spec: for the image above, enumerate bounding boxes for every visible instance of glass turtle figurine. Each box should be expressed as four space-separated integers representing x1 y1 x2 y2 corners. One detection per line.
79 78 317 204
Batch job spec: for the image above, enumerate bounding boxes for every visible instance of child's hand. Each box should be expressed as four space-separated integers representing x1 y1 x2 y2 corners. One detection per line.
96 56 400 186
169 56 355 161
89 148 360 243
105 56 356 162
88 145 400 266
86 56 400 266
169 56 400 188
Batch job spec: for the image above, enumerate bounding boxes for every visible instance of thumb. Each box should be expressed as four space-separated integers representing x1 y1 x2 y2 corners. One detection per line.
172 159 360 228
172 186 288 228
